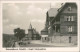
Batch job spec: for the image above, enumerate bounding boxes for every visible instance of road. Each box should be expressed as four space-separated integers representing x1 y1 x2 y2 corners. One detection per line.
19 43 54 47
14 40 76 47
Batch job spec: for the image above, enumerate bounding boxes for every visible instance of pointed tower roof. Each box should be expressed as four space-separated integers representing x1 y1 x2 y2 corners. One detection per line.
29 23 32 29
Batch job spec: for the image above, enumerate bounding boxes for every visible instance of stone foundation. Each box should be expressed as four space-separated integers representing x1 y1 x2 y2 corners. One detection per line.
49 35 77 44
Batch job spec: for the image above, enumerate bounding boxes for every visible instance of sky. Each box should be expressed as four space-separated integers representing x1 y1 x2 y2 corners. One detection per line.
3 2 62 34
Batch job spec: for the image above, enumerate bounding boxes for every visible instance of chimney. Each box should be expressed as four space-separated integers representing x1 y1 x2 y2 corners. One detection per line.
61 3 63 6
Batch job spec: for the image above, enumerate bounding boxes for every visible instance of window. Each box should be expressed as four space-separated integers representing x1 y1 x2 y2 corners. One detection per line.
68 26 72 32
66 16 74 21
68 16 71 21
71 16 74 21
67 17 69 21
68 6 72 11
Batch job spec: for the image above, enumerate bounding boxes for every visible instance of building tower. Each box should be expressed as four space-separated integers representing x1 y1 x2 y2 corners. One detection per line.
28 23 33 40
41 23 48 42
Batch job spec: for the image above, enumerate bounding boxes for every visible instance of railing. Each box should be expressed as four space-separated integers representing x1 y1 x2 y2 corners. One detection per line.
53 21 60 25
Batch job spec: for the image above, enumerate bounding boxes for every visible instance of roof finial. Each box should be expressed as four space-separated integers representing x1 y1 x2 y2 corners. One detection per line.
29 22 32 29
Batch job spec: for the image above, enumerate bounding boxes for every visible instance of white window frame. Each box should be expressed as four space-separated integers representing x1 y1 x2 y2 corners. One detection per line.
68 26 72 32
69 16 71 21
66 16 74 21
71 16 74 21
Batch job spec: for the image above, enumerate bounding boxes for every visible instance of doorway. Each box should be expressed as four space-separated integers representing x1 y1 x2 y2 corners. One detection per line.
69 36 71 43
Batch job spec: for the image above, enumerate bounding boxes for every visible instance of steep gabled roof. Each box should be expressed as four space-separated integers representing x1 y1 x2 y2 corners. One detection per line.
47 8 58 17
51 3 77 22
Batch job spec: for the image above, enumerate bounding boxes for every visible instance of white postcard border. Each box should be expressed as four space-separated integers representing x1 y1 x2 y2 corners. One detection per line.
0 0 79 52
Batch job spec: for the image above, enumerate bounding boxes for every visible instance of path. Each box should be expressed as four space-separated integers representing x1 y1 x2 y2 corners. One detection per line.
15 42 20 47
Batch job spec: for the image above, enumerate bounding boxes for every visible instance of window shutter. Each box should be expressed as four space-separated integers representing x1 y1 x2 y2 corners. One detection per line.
71 26 72 32
69 16 70 21
72 16 74 21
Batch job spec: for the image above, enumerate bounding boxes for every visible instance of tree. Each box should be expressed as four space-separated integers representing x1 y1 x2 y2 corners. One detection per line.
14 28 25 40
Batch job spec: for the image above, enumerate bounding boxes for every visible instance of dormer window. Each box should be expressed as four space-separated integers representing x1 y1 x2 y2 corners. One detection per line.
68 6 72 11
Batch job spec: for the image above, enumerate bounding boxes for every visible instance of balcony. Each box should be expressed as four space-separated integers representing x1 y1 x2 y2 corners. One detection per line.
53 21 60 25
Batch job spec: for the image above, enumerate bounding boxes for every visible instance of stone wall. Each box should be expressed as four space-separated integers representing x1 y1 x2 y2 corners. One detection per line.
50 35 77 44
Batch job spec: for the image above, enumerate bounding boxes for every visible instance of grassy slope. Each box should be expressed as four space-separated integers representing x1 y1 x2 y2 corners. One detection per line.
3 34 16 47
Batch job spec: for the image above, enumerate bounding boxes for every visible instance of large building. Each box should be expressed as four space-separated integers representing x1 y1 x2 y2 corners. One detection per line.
41 3 77 44
28 23 41 40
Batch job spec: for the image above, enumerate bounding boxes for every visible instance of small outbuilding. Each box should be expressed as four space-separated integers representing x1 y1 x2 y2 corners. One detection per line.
41 26 48 42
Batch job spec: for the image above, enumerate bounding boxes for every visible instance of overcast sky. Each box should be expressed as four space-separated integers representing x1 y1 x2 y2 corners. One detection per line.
3 2 62 34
